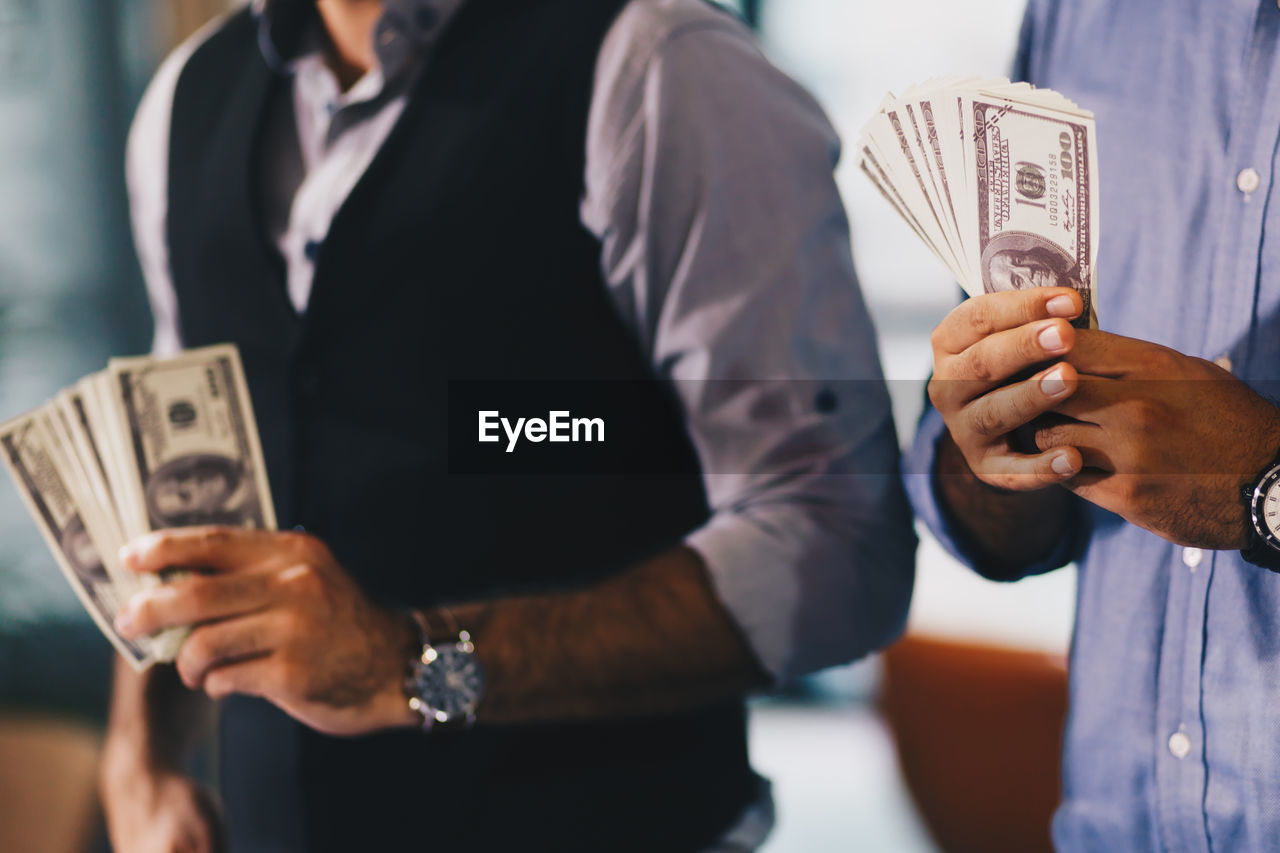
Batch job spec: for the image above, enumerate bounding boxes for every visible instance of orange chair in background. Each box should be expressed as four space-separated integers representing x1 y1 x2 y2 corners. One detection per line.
881 634 1068 853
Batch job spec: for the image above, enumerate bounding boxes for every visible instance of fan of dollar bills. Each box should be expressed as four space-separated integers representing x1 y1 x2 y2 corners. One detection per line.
0 344 276 671
856 77 1099 327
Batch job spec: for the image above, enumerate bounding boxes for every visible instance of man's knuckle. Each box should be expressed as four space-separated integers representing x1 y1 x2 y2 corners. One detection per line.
966 301 991 336
967 403 1001 439
927 377 952 410
961 348 995 384
1128 398 1161 430
1147 347 1177 374
1035 424 1063 450
185 578 215 609
200 527 233 547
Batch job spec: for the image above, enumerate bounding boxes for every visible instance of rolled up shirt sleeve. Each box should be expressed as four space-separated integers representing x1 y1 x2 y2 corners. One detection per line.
583 3 916 682
126 18 225 358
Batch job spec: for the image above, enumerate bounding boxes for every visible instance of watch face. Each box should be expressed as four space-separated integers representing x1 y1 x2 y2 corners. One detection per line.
1253 467 1280 547
410 643 486 722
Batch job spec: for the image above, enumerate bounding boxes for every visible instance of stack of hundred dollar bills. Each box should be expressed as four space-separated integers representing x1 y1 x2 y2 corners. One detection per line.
857 77 1099 327
0 344 276 671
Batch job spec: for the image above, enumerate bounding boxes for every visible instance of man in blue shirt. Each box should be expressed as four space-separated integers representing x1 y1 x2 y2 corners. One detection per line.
907 1 1280 848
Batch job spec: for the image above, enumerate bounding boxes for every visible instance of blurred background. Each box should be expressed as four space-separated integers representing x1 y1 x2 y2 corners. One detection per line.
0 1 1073 851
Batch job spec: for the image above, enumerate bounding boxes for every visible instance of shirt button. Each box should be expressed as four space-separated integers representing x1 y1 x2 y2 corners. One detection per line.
1237 167 1261 194
1168 730 1192 760
1182 547 1203 569
1214 354 1233 373
304 239 323 263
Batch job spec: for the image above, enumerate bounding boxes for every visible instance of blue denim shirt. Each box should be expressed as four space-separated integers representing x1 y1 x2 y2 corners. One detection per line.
906 1 1280 849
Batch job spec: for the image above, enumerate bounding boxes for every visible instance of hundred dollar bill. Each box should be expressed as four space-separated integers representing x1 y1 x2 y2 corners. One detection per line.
857 79 1100 327
104 345 276 662
46 388 194 663
968 94 1099 327
107 344 277 535
0 408 154 670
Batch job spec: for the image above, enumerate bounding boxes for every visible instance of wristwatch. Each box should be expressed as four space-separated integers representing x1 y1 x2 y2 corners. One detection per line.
403 608 487 732
1242 450 1280 571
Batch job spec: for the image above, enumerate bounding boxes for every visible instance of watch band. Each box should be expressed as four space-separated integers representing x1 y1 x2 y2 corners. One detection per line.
412 606 461 644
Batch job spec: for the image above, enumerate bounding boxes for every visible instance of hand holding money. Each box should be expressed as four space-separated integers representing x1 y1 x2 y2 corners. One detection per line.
857 77 1099 327
114 526 418 736
928 287 1086 491
0 344 276 670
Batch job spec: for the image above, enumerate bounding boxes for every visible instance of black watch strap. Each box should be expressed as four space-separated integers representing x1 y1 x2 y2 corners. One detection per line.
1241 538 1280 571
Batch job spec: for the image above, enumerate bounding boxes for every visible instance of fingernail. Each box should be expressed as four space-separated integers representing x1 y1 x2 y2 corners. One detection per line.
118 544 139 569
1046 295 1077 317
1041 366 1068 397
1051 452 1076 476
1038 323 1065 353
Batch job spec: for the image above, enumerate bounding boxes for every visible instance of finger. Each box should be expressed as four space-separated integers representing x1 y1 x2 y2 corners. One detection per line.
1061 470 1128 514
1031 416 1105 453
1050 373 1133 423
201 654 287 703
175 612 282 691
1031 416 1114 471
121 527 286 575
116 568 280 639
934 318 1075 410
958 362 1079 443
931 287 1082 355
1066 330 1178 378
969 445 1084 492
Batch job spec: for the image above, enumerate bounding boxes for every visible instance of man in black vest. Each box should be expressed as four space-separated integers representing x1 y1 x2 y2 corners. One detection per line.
99 1 915 850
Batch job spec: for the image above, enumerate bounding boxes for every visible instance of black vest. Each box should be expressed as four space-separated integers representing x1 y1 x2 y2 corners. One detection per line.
165 2 757 851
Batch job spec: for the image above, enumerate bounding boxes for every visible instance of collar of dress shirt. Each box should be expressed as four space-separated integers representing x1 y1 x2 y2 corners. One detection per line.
251 0 467 82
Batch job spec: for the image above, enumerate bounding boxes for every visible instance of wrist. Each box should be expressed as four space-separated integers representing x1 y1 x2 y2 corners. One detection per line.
99 735 175 809
366 609 423 731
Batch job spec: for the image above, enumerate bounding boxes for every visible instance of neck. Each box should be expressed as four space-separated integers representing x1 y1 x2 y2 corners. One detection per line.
315 0 384 89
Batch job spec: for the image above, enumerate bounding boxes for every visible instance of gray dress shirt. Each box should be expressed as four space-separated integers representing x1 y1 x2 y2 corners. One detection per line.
126 0 916 847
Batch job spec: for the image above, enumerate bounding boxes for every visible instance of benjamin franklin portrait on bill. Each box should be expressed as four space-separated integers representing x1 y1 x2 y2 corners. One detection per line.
981 230 1095 327
60 515 109 586
145 453 260 529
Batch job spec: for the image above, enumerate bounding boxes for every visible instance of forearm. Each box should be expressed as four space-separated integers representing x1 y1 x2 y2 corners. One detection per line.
934 429 1073 580
454 546 770 724
102 657 213 779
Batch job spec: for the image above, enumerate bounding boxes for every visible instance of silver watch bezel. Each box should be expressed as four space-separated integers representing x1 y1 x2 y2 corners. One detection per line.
405 629 486 731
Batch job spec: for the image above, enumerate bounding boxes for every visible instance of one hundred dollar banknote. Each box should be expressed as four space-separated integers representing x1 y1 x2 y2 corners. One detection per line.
857 77 1099 327
0 344 276 671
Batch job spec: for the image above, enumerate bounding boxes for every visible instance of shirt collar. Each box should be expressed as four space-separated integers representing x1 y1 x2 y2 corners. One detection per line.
253 0 467 81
